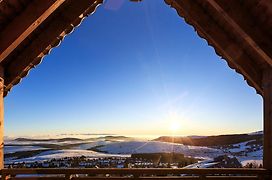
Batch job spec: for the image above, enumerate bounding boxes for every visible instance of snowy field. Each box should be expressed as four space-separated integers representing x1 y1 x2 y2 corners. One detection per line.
222 141 263 166
97 140 224 159
4 134 263 167
73 140 112 150
6 149 130 164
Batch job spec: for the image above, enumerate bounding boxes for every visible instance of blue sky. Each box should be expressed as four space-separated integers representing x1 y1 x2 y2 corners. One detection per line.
4 0 262 137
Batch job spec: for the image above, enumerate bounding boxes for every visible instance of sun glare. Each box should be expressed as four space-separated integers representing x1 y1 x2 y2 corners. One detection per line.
169 121 180 132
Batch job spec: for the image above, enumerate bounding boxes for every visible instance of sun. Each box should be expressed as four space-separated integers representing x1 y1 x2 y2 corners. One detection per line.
169 121 180 132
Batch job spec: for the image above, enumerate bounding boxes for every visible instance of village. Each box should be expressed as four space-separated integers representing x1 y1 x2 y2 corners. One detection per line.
5 154 247 170
6 156 186 169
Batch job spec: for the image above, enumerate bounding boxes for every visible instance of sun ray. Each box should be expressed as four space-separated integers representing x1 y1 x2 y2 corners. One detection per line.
169 121 180 133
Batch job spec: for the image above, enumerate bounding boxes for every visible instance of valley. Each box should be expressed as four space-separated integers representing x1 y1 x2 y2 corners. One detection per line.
4 132 263 168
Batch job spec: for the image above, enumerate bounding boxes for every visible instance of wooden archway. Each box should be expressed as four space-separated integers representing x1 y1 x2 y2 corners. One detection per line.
0 0 271 170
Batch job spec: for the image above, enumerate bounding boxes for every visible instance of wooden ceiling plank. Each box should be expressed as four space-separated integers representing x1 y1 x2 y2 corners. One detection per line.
205 0 272 67
5 0 100 90
214 0 272 69
0 0 65 62
166 0 263 95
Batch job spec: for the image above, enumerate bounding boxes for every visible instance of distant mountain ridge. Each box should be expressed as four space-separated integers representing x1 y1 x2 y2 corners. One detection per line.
14 136 130 142
154 132 263 146
15 137 83 142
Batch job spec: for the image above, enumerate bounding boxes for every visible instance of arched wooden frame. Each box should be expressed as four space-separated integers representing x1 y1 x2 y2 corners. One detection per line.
0 0 271 170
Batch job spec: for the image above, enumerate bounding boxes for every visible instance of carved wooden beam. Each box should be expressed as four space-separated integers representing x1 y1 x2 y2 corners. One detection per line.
4 0 102 95
263 68 272 170
0 0 65 62
0 66 3 168
205 0 272 67
165 0 263 95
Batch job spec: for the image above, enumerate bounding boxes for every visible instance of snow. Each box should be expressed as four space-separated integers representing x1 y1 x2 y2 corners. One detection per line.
6 150 130 164
240 159 263 167
183 158 222 169
184 161 219 168
98 141 223 159
73 141 111 150
247 149 263 157
97 140 263 167
4 132 265 167
227 141 253 153
237 149 263 166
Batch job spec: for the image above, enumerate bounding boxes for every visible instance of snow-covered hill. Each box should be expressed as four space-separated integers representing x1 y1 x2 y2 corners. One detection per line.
4 132 264 167
6 149 129 164
97 140 223 159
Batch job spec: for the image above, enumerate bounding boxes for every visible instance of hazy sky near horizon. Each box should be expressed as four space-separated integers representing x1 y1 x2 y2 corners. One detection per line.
4 0 262 137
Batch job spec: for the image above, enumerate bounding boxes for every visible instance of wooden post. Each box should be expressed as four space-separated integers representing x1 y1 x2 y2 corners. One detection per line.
0 66 3 169
263 68 272 172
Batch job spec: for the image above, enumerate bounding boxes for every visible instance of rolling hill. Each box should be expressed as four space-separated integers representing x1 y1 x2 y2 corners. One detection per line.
154 133 263 147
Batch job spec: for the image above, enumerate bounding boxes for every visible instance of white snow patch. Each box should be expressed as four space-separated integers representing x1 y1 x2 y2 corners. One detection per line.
241 159 263 167
98 141 223 159
227 141 253 153
73 141 111 150
183 159 215 168
6 150 130 164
